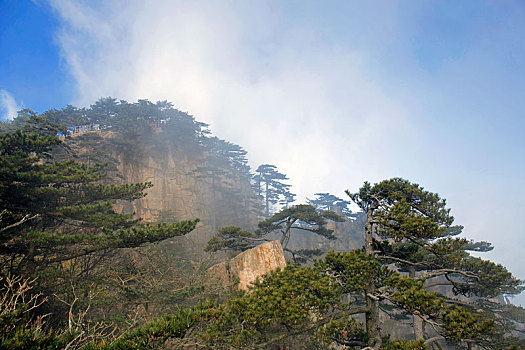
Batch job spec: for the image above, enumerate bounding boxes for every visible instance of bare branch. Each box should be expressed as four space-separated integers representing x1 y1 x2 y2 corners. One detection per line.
424 282 453 288
424 336 444 346
0 213 40 233
378 255 427 267
423 269 479 280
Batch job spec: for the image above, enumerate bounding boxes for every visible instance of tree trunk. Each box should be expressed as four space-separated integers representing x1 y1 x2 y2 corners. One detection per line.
410 266 425 340
26 242 37 274
364 207 381 349
364 208 374 256
281 219 292 250
365 289 381 349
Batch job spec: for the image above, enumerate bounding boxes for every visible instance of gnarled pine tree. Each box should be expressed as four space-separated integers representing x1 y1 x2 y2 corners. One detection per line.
0 125 198 280
346 178 523 348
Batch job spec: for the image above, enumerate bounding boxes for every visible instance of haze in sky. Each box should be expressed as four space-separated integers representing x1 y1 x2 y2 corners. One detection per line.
1 0 524 304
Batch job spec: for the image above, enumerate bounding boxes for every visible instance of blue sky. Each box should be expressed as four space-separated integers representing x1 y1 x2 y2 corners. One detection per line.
0 0 72 113
1 0 524 304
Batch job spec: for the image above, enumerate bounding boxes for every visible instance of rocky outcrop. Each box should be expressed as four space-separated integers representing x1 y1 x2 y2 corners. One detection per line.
97 128 257 246
207 241 286 291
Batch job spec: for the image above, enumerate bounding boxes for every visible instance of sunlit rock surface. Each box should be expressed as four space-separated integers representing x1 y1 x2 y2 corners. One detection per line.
207 240 286 291
98 129 257 246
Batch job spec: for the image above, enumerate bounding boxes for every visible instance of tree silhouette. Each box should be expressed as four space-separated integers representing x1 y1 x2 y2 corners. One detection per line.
252 164 295 216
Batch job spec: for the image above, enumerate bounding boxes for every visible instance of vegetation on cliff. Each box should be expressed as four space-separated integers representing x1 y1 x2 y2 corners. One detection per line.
1 99 524 349
0 114 200 347
206 204 344 262
201 179 524 349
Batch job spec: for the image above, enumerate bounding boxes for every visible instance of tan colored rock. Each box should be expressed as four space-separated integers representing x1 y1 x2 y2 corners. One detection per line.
93 129 258 246
229 241 287 290
207 241 287 291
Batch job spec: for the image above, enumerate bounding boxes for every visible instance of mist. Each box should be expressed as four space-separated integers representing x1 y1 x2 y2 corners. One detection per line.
46 0 525 304
0 89 22 121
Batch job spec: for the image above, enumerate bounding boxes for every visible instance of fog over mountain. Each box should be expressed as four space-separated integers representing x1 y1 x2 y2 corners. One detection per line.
4 1 523 304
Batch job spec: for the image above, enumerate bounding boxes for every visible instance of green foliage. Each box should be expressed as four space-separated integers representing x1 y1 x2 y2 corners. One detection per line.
443 306 494 342
315 318 367 347
247 265 342 323
0 329 66 350
3 106 523 349
321 250 389 291
0 126 198 275
347 178 455 240
1 98 264 347
385 275 443 316
200 136 251 177
292 248 324 264
307 192 354 218
205 226 262 253
259 205 342 236
478 302 525 348
252 164 295 216
203 248 505 348
258 204 343 250
207 205 344 262
157 286 205 305
348 178 452 220
378 235 523 299
0 117 202 334
7 97 254 186
347 177 523 348
382 339 426 350
205 174 523 348
84 300 214 350
454 256 523 297
204 264 341 347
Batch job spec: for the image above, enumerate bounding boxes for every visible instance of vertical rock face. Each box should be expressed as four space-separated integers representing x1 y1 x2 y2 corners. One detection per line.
101 129 257 246
207 241 287 291
230 240 287 290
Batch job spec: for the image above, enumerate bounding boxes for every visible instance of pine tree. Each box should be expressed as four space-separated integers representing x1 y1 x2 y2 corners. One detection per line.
252 164 295 216
206 204 343 262
0 126 198 277
258 204 343 251
346 178 523 348
204 178 524 349
307 192 354 218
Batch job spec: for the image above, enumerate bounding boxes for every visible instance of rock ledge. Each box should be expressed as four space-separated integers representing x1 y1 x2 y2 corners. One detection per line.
207 241 286 291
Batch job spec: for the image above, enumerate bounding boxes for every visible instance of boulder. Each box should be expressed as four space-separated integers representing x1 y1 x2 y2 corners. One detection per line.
207 241 286 291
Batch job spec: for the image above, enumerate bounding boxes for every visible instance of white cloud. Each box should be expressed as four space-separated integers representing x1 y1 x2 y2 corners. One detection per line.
47 0 525 305
0 90 22 121
48 0 410 202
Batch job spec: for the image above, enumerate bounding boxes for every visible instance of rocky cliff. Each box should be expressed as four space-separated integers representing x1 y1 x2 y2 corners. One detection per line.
207 240 286 291
56 100 363 253
68 127 258 247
